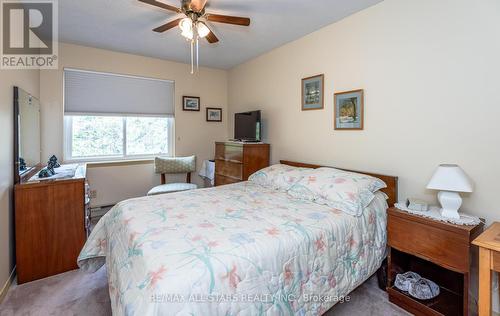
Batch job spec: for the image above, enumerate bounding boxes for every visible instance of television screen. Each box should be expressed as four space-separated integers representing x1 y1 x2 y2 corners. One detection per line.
234 111 261 141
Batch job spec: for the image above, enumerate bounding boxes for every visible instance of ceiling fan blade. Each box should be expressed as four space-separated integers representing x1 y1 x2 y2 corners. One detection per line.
206 29 219 43
190 0 207 12
206 14 250 26
138 0 180 13
153 18 183 32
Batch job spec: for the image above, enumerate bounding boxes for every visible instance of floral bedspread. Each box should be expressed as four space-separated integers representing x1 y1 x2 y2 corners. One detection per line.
78 182 387 316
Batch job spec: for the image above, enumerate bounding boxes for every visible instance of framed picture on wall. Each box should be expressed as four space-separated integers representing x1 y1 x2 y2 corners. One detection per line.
334 89 364 130
206 107 222 122
301 74 324 110
183 96 200 111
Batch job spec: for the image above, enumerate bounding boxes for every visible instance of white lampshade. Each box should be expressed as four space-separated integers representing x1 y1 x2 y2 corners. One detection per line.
426 164 473 193
179 18 193 33
181 29 193 40
196 22 210 38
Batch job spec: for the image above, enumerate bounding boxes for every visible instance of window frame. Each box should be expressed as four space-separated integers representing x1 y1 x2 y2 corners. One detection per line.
63 113 175 163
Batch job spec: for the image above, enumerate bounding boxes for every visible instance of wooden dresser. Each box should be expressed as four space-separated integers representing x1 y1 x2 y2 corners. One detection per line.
15 164 90 284
214 142 270 186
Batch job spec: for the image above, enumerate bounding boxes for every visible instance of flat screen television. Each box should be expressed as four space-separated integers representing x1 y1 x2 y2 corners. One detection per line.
234 110 261 141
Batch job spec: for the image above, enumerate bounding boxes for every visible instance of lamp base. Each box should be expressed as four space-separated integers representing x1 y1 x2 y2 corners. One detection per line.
437 191 462 220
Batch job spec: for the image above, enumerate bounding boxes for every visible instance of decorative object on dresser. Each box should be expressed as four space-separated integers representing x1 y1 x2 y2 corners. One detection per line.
301 74 324 110
334 89 364 130
426 164 473 219
206 107 222 122
406 198 429 212
38 155 61 178
182 96 200 111
147 156 198 195
387 207 484 316
472 222 500 316
19 157 27 171
49 155 61 168
15 164 90 284
214 142 270 186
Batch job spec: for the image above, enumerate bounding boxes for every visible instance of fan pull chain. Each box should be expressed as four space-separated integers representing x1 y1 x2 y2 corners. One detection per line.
190 39 194 74
196 38 199 72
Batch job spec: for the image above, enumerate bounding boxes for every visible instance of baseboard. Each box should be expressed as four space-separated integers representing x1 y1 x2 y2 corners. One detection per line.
0 267 16 304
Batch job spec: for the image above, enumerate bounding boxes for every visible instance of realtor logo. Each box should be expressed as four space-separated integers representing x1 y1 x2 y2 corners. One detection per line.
1 0 58 69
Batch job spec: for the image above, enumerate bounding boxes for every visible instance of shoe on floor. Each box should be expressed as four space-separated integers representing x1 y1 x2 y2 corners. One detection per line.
394 271 421 292
408 278 440 300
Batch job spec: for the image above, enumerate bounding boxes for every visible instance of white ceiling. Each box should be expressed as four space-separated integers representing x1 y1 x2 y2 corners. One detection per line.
59 0 382 69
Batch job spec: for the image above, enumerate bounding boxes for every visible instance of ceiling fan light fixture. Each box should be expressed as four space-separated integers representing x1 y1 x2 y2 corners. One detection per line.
181 29 194 40
196 22 210 38
140 0 250 74
179 17 193 33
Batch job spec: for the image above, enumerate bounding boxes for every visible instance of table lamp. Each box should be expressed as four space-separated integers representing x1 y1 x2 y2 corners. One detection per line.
426 164 473 219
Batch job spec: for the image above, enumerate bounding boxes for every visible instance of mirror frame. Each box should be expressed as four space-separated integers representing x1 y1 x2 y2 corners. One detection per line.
14 86 43 184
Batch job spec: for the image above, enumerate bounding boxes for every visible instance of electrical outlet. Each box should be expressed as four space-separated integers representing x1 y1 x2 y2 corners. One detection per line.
89 190 97 199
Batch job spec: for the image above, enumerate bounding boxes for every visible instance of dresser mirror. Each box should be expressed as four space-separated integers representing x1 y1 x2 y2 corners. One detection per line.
14 86 41 184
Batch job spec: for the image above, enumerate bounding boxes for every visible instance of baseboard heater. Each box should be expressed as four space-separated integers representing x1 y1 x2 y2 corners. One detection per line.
90 205 114 218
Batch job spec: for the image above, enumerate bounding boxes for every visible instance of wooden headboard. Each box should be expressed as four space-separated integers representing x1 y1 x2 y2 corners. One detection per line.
280 160 399 207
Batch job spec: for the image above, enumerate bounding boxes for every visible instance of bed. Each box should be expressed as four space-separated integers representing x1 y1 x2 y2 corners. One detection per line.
78 160 398 315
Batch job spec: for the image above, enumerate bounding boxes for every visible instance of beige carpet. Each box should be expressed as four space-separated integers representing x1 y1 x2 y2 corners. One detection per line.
0 268 410 316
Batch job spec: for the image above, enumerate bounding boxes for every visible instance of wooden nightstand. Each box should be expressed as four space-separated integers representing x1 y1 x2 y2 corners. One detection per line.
472 222 500 316
387 207 484 316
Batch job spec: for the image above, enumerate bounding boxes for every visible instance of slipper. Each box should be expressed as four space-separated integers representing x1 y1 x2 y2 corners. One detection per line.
408 277 440 300
394 271 421 292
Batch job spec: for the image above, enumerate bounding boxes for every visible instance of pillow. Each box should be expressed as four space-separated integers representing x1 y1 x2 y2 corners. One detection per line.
287 167 387 216
248 164 310 191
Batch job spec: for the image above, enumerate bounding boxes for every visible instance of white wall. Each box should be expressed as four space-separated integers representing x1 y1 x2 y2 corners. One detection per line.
40 43 228 206
0 69 40 294
228 0 500 224
228 0 500 310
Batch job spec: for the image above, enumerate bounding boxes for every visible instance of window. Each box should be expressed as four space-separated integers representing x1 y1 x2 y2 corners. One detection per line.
64 115 173 161
63 68 175 161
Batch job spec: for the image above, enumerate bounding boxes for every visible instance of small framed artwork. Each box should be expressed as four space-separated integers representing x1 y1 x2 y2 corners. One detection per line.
301 74 324 110
206 107 222 122
334 89 364 130
183 96 200 111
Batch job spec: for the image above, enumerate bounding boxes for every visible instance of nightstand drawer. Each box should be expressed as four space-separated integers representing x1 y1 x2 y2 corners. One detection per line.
388 214 469 272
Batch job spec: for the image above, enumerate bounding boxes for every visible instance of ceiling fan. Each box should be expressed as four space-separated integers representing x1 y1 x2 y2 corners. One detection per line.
139 0 251 73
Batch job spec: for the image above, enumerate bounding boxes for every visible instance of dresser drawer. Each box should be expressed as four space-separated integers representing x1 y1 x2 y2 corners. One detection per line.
388 214 469 272
215 174 241 186
215 143 243 163
215 159 242 180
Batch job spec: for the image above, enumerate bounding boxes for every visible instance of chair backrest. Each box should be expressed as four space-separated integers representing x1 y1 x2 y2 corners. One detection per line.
154 156 196 184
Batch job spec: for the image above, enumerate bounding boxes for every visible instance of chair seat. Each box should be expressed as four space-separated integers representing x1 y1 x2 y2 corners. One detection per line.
147 183 198 196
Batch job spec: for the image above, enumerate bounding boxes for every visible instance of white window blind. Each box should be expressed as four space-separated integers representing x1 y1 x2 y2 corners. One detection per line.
64 68 174 116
